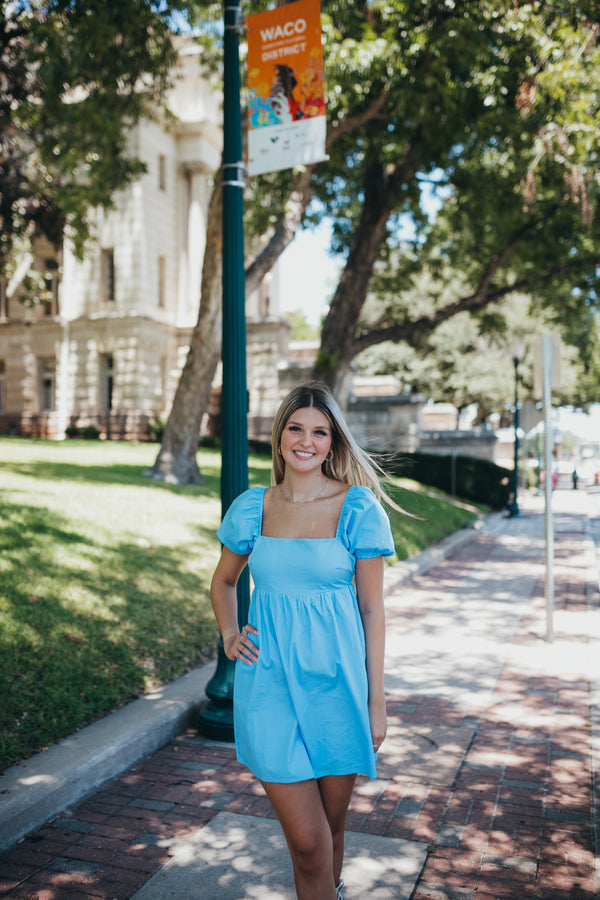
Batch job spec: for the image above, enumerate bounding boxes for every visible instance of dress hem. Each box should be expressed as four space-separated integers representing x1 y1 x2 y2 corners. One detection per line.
236 755 377 784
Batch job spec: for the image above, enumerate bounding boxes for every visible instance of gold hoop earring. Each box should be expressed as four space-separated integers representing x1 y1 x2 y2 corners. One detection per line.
325 449 334 462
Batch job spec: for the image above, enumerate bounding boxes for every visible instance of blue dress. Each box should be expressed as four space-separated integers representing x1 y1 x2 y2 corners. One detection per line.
217 484 395 783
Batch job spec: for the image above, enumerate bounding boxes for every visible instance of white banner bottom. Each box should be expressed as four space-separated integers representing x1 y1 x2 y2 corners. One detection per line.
248 116 327 176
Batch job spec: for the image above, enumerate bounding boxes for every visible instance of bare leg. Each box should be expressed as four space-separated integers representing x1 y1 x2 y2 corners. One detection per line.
261 779 338 900
317 774 356 888
262 775 356 899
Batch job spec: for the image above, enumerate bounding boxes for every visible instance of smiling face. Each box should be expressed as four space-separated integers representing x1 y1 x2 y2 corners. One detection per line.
279 406 333 475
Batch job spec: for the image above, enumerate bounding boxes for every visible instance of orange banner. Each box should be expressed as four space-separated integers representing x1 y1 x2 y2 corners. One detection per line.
246 0 326 176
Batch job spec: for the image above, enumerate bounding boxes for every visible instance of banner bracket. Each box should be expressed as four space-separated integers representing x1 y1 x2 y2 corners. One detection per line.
224 5 244 34
223 161 246 187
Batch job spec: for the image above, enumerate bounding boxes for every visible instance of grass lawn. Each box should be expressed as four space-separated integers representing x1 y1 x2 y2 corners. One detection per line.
0 437 482 772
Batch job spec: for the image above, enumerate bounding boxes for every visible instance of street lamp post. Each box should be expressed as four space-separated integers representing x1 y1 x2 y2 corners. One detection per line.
507 344 524 517
197 0 249 742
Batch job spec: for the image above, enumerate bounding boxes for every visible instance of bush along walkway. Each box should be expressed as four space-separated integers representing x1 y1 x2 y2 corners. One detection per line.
0 488 598 899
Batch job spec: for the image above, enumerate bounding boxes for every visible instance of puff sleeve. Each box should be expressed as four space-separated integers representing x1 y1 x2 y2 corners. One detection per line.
341 485 395 559
216 486 265 555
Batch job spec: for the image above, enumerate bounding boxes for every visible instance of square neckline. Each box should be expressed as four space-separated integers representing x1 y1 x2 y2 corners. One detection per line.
258 484 356 541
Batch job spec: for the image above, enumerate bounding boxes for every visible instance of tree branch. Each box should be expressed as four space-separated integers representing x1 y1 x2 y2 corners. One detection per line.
244 166 314 297
352 218 541 355
354 253 600 355
325 90 391 149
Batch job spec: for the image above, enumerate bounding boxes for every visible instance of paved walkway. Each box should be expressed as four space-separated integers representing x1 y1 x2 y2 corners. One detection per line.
0 487 599 899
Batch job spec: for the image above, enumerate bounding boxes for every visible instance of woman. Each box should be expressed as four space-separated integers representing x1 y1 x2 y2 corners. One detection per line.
210 382 396 900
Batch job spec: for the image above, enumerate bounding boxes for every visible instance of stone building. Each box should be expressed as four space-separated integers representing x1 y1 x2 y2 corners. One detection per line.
0 40 287 442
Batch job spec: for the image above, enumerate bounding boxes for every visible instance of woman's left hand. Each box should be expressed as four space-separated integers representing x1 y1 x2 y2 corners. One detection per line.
369 700 387 753
224 624 259 666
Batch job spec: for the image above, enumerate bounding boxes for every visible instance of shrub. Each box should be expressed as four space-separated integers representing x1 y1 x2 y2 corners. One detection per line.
198 434 221 449
81 424 100 440
248 438 272 456
385 452 511 510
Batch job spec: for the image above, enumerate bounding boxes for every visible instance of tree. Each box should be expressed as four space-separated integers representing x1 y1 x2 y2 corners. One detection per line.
283 309 320 341
0 0 195 273
311 1 600 390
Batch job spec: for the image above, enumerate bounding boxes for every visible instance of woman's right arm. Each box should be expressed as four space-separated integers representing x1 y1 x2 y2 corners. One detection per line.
210 547 258 665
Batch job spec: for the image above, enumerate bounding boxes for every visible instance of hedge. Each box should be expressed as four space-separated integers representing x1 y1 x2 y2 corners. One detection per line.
385 452 511 510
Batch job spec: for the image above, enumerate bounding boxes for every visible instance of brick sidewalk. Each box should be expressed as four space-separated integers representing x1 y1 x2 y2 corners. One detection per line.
0 505 598 899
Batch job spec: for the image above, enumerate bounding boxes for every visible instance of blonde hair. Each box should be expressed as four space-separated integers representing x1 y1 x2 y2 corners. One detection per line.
271 382 405 511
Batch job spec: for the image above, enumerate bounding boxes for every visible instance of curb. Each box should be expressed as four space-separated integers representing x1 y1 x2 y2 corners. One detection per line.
0 666 213 851
0 510 506 853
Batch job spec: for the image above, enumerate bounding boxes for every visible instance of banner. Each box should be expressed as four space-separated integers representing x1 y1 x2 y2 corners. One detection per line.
246 0 327 176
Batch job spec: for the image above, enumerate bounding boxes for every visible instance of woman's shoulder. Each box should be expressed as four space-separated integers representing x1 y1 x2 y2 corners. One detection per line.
217 486 266 553
228 485 266 515
338 483 387 530
343 483 380 508
244 485 268 499
339 484 395 557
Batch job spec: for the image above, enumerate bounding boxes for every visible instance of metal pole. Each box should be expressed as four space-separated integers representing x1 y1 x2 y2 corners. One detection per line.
508 356 520 517
520 400 529 493
542 336 554 642
198 0 249 741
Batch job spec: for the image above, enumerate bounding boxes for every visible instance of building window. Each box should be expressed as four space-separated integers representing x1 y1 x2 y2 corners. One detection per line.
0 360 5 413
159 154 167 191
42 259 60 316
99 354 114 412
158 255 166 308
101 249 115 302
39 359 56 412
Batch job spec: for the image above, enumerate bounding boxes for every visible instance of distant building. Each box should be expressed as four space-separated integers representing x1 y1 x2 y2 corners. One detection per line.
421 403 458 431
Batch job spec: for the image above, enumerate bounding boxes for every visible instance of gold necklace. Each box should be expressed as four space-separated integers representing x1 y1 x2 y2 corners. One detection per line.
281 477 328 505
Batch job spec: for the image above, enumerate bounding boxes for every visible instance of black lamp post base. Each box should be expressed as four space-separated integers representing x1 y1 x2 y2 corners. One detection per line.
197 700 234 742
198 642 236 742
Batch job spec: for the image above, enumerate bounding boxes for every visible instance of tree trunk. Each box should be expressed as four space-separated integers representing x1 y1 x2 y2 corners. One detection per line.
146 168 223 483
313 151 418 393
